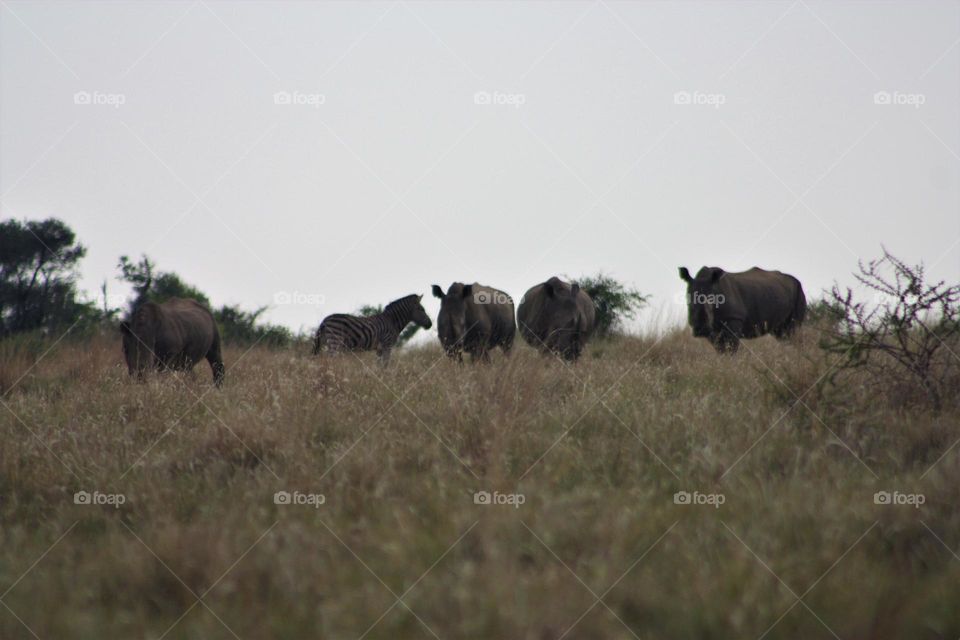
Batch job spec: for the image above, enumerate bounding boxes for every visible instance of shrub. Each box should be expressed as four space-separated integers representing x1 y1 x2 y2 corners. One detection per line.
821 248 960 411
118 255 291 348
214 305 292 348
805 298 846 329
573 273 649 338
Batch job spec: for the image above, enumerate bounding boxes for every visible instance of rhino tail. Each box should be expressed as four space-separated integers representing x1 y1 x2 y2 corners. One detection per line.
792 279 807 326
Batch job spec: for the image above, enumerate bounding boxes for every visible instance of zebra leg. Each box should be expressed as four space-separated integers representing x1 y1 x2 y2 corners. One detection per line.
377 346 392 367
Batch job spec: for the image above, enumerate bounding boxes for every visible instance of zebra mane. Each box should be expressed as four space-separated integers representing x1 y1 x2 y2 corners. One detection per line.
384 294 420 314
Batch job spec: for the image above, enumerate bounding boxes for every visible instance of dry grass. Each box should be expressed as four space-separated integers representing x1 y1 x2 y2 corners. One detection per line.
1 327 959 639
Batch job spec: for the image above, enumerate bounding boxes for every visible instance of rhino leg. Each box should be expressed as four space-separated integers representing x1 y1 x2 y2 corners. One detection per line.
470 347 492 364
713 321 742 354
774 319 801 341
206 334 225 387
711 333 740 354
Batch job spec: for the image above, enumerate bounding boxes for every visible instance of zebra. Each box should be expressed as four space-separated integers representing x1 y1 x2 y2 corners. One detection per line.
313 294 433 365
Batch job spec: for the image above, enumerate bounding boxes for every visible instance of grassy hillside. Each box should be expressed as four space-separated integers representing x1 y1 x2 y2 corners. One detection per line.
1 327 958 639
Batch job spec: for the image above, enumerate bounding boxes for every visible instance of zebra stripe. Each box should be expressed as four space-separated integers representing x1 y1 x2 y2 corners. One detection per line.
313 294 425 356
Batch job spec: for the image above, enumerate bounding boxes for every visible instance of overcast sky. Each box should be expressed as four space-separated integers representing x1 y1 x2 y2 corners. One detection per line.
2 0 958 338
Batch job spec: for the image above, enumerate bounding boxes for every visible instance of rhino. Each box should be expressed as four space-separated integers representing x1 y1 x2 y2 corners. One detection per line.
431 282 516 363
678 266 806 353
517 277 596 361
120 297 224 386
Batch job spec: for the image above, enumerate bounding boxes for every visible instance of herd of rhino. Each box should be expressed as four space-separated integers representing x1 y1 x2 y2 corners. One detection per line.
120 266 807 386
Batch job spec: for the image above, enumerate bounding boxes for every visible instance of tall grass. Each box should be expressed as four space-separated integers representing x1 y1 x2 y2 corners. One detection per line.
1 327 958 639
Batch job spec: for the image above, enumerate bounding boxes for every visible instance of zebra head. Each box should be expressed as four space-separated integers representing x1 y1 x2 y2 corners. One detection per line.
411 295 433 330
386 294 433 332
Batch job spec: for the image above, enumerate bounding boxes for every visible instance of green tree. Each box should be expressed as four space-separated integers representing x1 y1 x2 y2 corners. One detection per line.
117 255 290 347
0 217 98 336
805 298 846 330
215 304 291 347
118 255 211 310
574 273 649 338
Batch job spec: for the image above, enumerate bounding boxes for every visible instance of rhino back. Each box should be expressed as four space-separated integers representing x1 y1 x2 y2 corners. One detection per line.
471 285 515 333
517 283 548 339
463 284 514 347
575 289 596 336
154 298 217 362
719 269 799 331
518 280 589 338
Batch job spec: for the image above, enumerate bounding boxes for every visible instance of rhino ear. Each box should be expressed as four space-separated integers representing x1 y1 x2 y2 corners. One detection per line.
711 269 724 283
679 267 692 283
570 283 580 297
120 321 131 335
462 284 473 298
432 285 444 299
545 276 565 297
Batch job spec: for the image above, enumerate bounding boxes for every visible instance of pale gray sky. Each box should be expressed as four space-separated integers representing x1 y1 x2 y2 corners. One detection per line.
2 1 958 337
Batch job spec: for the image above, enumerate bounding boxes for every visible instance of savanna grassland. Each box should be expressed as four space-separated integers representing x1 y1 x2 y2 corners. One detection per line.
1 326 959 640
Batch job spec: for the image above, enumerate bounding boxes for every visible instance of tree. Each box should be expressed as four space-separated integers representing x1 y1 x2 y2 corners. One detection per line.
118 255 211 312
0 218 97 336
821 248 960 411
805 298 846 329
573 273 649 338
215 304 291 347
117 255 290 347
358 304 419 347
